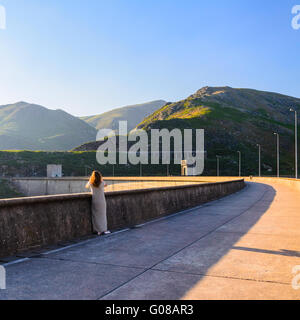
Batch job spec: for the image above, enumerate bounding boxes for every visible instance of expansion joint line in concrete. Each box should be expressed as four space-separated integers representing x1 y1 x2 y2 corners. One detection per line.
150 267 291 286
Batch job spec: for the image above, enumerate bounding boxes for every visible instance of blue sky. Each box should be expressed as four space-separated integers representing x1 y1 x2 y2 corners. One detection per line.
0 0 299 116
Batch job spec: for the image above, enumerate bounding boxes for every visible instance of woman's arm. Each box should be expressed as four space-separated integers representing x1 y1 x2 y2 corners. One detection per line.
103 181 108 188
85 181 90 189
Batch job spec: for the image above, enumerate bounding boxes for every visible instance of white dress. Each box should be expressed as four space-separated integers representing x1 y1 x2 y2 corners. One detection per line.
88 181 107 233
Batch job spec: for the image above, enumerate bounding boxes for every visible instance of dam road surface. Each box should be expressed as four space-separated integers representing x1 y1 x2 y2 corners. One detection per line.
0 179 300 300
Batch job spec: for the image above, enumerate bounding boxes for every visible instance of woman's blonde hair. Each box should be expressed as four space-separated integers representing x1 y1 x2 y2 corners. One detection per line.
89 171 103 188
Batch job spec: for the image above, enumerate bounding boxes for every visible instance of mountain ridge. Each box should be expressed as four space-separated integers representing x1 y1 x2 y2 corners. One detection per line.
0 99 167 151
2 86 300 176
0 102 97 151
80 100 167 131
139 86 300 128
136 86 300 175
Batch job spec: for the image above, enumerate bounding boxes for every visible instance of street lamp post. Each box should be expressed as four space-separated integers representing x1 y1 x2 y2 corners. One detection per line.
85 165 91 177
216 156 220 177
290 108 298 179
237 151 241 177
257 144 261 177
273 133 280 178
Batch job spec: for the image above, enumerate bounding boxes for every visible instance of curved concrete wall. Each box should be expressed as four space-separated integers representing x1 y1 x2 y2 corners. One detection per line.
246 177 300 191
0 179 245 258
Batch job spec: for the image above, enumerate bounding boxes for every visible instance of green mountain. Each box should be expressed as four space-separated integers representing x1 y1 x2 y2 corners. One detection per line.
0 102 97 151
138 86 300 176
80 100 166 131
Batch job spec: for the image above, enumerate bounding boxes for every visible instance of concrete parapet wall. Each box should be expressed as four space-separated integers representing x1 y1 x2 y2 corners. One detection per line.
0 179 245 258
245 177 300 192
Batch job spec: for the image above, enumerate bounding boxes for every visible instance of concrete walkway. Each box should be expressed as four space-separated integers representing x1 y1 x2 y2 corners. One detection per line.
0 181 299 300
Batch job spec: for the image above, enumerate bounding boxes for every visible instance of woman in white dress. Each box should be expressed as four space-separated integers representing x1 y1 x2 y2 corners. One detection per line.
86 171 110 236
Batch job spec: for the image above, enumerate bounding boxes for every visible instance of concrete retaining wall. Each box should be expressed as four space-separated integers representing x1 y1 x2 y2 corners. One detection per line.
0 179 245 258
11 178 108 196
12 177 202 197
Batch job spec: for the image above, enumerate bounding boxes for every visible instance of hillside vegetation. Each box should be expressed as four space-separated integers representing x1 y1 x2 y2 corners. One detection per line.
138 86 300 176
0 151 179 183
1 87 299 177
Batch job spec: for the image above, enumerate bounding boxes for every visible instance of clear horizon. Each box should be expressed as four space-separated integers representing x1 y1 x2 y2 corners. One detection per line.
0 0 300 116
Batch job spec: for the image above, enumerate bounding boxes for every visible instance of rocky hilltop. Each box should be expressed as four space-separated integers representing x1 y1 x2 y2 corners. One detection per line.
137 86 300 175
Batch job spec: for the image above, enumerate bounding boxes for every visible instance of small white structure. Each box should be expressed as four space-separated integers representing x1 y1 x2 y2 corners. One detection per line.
47 165 62 178
181 160 198 176
181 160 188 176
